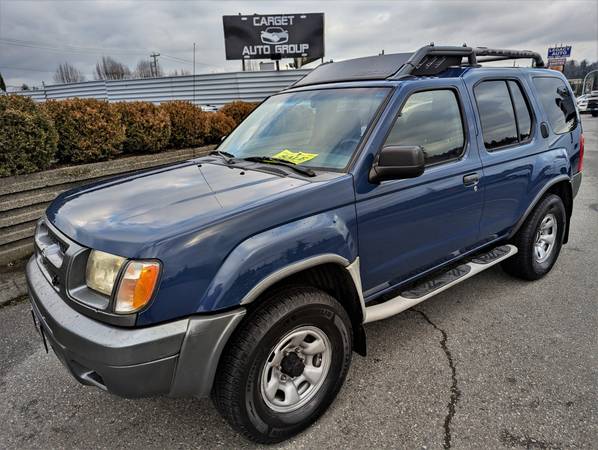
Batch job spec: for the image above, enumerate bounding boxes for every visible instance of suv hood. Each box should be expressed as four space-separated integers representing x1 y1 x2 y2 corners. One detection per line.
47 160 316 256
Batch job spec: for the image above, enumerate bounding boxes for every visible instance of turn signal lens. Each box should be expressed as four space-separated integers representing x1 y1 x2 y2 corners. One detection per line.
114 260 160 313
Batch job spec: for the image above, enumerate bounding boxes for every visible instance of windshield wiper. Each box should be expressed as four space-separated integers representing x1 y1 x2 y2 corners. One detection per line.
242 156 316 177
209 150 236 164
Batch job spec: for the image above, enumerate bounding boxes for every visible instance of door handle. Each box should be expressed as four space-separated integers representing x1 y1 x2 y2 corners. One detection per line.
463 173 480 187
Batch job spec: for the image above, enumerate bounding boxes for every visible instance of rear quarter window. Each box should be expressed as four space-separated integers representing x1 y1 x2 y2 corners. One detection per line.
532 77 578 134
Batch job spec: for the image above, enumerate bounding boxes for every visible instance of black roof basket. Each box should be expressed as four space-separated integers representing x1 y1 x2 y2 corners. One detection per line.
391 44 545 79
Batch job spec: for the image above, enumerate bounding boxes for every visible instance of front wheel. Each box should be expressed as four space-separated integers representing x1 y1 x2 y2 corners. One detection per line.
212 286 353 444
502 194 566 280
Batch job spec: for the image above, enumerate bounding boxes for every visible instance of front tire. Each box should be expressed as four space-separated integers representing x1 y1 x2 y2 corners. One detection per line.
212 286 353 444
502 194 566 280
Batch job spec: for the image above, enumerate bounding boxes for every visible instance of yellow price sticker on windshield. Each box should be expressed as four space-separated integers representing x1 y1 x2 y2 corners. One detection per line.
272 149 319 164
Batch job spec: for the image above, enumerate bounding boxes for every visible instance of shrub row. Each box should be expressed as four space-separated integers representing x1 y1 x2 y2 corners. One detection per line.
0 96 258 177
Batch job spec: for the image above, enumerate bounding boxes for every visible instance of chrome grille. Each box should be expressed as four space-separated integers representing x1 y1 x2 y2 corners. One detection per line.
34 219 72 290
34 218 113 313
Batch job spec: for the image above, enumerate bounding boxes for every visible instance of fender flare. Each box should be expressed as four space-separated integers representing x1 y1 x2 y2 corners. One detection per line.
239 253 368 356
240 253 367 319
508 175 571 239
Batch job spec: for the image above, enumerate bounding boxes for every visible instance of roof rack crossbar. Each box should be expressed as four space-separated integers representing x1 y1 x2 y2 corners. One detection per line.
474 47 545 67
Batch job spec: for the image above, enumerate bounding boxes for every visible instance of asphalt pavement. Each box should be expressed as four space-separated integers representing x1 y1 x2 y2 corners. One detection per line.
1 117 597 449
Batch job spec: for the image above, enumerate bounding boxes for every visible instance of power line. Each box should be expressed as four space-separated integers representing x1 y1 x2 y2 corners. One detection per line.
0 38 215 67
0 65 54 73
0 38 150 56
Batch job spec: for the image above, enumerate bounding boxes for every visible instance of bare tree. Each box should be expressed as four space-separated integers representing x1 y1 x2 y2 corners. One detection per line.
133 59 163 78
133 60 153 78
95 56 131 80
53 62 85 84
169 68 191 77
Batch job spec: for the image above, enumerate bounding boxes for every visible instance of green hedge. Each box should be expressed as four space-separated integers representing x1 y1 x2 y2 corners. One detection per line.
219 100 258 126
161 101 208 149
0 98 257 177
116 102 171 153
0 95 58 177
43 98 125 163
204 112 236 144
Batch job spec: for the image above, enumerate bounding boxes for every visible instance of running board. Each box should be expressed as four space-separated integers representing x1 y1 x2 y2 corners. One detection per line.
363 244 518 323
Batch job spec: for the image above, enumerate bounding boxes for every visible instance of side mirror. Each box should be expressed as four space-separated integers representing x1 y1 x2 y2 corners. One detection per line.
369 145 425 183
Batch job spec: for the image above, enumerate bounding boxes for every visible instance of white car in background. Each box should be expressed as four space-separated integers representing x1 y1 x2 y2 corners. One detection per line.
577 91 598 117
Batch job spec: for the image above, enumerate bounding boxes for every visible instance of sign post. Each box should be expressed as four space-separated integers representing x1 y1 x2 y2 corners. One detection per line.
223 13 324 66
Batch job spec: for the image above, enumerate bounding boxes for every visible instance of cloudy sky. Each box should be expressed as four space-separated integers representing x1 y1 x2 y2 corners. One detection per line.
1 0 597 89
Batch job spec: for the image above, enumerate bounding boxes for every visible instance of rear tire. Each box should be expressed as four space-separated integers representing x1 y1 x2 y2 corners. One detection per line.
502 194 566 280
212 286 353 444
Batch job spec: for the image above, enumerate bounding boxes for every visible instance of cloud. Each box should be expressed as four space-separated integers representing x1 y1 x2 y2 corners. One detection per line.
0 0 596 88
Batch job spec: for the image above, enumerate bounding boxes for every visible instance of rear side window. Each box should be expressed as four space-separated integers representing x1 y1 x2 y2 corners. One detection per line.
475 81 518 150
532 77 578 134
384 89 465 165
475 80 534 150
508 81 532 141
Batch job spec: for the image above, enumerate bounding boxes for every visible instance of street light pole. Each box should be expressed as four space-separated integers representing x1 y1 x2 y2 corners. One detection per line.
193 42 196 105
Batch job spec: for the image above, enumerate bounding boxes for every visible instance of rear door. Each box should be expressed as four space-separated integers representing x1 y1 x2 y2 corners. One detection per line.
470 77 537 240
354 80 484 298
468 73 578 242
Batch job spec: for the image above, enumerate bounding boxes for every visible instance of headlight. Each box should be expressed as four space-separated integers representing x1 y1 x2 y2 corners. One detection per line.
86 250 161 314
86 250 125 296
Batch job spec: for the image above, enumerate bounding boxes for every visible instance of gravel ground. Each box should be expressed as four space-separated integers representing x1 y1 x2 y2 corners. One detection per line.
1 117 596 449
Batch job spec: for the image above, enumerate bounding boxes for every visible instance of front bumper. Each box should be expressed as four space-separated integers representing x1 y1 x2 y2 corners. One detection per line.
26 257 245 398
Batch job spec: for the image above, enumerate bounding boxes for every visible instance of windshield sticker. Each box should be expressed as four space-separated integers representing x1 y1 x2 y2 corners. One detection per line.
272 149 319 164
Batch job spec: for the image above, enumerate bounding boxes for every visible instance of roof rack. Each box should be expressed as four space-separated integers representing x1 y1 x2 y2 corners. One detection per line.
391 44 545 79
291 44 546 88
391 45 477 78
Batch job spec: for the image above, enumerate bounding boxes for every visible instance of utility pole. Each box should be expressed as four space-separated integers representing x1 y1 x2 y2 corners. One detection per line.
192 43 196 105
150 52 160 77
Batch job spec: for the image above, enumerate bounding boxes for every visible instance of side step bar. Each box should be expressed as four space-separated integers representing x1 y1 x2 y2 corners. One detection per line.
363 244 518 323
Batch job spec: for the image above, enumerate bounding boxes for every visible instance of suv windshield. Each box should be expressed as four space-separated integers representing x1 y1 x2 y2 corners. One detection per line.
218 87 390 170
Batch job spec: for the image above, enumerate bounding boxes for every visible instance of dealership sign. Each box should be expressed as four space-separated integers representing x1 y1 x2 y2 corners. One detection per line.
547 57 567 67
547 46 572 58
222 13 324 60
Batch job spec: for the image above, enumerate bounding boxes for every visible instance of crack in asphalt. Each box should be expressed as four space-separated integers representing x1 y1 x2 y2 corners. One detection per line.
414 309 461 449
500 429 562 449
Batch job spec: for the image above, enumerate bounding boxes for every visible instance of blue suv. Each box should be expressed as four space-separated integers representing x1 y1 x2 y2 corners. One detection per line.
27 45 583 443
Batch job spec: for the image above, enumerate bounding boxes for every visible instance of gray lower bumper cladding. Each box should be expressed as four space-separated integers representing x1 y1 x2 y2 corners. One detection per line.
26 257 245 398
